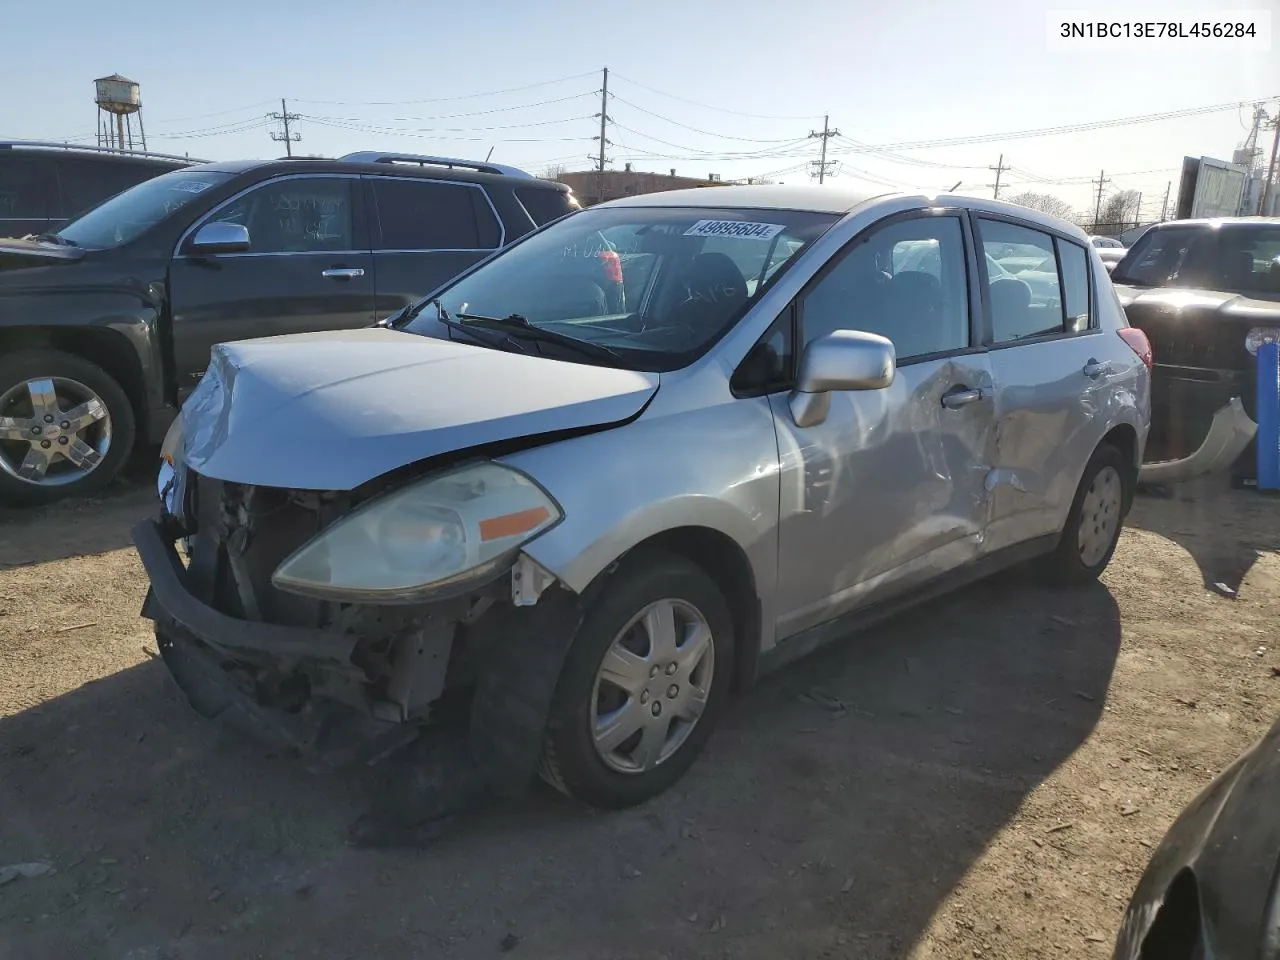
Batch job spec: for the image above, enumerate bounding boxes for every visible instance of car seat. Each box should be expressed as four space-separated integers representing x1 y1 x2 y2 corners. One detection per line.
667 252 750 335
988 277 1034 341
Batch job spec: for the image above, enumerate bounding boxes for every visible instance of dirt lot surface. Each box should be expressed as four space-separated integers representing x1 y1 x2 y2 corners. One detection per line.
1 472 1278 960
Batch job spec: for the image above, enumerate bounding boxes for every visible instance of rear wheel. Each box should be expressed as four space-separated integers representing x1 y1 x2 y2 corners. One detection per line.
540 552 734 809
0 349 135 506
1038 443 1130 586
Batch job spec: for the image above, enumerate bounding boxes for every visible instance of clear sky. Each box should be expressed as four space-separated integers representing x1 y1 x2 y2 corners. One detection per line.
4 0 1276 219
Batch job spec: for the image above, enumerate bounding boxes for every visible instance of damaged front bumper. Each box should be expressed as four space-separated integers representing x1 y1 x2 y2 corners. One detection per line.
134 518 419 766
1139 397 1258 486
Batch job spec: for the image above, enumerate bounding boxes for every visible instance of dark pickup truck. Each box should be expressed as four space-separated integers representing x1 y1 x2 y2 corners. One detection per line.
1111 217 1280 486
0 151 577 505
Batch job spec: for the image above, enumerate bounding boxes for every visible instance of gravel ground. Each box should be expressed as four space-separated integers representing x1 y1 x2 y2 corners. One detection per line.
0 474 1277 960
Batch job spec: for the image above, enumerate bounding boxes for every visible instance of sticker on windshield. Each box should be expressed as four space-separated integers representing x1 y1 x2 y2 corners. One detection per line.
683 219 786 241
171 180 217 195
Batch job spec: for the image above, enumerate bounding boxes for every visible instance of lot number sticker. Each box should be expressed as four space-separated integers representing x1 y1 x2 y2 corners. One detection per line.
684 220 786 241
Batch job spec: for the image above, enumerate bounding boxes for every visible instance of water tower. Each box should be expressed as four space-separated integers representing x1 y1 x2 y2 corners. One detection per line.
94 74 147 152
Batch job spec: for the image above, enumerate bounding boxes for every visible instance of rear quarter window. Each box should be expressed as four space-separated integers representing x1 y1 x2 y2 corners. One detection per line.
0 154 50 220
515 186 574 226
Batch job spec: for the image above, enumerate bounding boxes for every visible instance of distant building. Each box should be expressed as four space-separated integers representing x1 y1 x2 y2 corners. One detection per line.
558 164 732 205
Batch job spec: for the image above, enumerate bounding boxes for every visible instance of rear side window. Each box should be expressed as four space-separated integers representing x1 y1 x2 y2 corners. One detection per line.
370 178 501 250
1057 239 1091 332
977 219 1065 342
55 157 174 219
0 155 50 220
515 186 573 226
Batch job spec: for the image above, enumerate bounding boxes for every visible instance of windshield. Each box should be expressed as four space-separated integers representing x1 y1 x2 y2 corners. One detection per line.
55 169 233 249
1112 224 1280 297
403 205 839 370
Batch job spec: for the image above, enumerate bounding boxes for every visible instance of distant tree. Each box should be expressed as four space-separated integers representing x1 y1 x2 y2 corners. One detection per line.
1006 191 1075 221
541 163 567 181
1096 189 1141 230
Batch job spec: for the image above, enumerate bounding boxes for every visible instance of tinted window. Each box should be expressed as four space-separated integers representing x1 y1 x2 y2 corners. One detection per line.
210 178 353 253
55 158 173 219
1057 239 1091 332
56 169 232 249
515 186 573 226
802 216 970 360
0 155 49 220
978 220 1064 342
371 179 500 250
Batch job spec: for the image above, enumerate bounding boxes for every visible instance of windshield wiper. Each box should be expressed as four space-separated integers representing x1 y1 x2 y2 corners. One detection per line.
455 312 625 365
25 232 77 247
433 301 529 354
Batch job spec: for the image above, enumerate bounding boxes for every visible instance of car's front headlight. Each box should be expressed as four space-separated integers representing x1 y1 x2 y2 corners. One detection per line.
272 461 562 604
1246 327 1280 357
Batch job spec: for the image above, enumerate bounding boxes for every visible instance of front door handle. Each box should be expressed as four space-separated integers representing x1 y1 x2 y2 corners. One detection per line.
941 386 984 409
322 267 365 279
1083 358 1111 379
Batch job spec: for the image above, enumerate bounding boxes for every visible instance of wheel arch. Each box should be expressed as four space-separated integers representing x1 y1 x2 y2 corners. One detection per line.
1100 421 1140 511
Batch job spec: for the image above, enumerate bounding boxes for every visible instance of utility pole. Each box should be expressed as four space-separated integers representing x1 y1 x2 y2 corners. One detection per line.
1092 169 1110 230
1260 111 1280 216
1160 181 1171 220
988 153 1008 199
808 115 840 184
592 67 612 205
269 98 301 156
1133 192 1142 228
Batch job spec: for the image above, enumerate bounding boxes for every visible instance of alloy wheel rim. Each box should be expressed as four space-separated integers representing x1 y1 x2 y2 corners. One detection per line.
0 377 112 487
590 597 715 775
1078 465 1122 567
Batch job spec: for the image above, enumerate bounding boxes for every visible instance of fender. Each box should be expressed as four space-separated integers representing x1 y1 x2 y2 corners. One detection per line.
0 255 172 440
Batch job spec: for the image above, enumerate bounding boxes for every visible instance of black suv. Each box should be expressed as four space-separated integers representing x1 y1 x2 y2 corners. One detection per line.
0 140 196 237
0 151 578 504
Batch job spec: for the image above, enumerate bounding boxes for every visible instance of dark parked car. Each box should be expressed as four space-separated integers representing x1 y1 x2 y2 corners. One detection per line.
1113 711 1280 959
0 151 578 505
1112 218 1280 486
0 140 195 237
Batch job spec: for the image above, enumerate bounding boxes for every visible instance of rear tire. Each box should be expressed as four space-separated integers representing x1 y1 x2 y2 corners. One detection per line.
1038 443 1130 586
540 551 735 809
0 349 135 507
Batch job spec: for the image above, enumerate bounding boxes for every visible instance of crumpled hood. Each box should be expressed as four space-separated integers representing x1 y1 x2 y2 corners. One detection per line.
180 328 658 490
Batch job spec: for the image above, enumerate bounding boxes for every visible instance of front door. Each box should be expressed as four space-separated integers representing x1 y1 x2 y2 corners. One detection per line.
973 216 1114 552
168 174 375 396
770 211 997 640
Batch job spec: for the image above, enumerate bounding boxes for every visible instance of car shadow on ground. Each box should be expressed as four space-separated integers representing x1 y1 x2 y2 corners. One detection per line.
0 569 1120 960
0 451 155 569
1129 478 1279 596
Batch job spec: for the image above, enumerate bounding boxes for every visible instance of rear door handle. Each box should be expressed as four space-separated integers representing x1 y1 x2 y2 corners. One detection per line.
941 386 984 409
1083 358 1112 379
322 267 365 279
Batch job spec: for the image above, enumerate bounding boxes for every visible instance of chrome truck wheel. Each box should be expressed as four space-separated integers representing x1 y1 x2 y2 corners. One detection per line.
0 350 135 506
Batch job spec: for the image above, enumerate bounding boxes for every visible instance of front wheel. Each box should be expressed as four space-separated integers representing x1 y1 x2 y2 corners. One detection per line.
540 552 735 809
0 349 135 507
1038 443 1131 586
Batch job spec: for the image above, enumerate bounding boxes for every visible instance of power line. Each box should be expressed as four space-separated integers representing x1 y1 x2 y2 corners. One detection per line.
608 94 804 144
607 71 822 122
609 123 812 159
269 99 301 157
296 93 597 125
289 71 599 107
297 113 595 134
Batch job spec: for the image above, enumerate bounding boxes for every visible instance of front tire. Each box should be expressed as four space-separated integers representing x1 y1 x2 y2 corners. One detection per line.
540 551 735 809
1038 443 1130 586
0 349 135 506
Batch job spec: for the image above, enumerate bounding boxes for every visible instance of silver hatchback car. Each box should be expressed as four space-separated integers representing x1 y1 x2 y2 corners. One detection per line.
136 185 1151 823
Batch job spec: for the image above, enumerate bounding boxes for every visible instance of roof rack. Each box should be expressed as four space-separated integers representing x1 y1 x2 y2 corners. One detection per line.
338 151 533 179
0 140 204 164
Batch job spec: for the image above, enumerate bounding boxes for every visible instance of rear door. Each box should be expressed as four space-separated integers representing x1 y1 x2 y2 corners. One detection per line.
975 215 1113 552
0 153 54 237
167 173 375 395
365 176 504 319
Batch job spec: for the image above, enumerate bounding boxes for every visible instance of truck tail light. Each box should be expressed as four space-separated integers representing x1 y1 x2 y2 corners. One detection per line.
1118 327 1152 369
598 250 623 285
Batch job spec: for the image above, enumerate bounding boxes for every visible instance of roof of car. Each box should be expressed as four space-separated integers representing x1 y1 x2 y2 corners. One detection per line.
182 155 569 189
1147 216 1280 229
598 184 887 214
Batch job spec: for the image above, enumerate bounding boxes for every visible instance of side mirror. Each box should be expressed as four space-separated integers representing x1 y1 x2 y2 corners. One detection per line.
189 221 251 255
789 330 895 428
